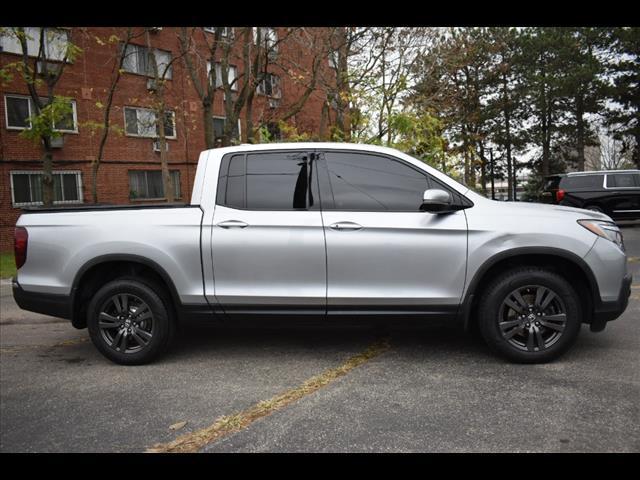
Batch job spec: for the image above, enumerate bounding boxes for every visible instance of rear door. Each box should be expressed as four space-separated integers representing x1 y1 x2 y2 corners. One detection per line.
604 172 640 220
317 150 468 316
211 150 326 314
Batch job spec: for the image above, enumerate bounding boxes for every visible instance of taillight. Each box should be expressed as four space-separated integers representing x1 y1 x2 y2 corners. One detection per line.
14 227 28 270
556 189 565 202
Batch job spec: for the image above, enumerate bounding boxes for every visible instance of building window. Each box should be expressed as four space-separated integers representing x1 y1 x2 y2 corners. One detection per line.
256 73 281 98
203 27 233 38
0 27 70 61
129 170 181 200
10 170 83 207
124 107 176 139
252 27 278 54
206 62 238 91
4 94 78 132
213 117 241 146
122 44 173 79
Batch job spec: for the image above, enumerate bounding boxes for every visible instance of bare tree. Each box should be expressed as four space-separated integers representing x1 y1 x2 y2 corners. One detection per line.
599 129 635 170
144 28 185 202
89 27 141 202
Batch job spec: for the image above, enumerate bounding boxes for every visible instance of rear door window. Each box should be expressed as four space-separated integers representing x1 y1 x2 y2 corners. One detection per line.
216 151 318 210
606 173 640 188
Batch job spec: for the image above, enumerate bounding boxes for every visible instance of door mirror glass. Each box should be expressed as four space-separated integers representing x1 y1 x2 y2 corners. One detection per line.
420 189 453 213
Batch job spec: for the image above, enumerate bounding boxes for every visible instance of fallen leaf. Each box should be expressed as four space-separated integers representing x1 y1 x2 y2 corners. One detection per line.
169 421 187 431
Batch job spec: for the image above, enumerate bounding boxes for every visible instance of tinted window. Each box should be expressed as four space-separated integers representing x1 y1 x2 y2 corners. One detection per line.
606 173 639 188
247 153 313 209
216 152 317 210
324 152 429 211
561 175 603 190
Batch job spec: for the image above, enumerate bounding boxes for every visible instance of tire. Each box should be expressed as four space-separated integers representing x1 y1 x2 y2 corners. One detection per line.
477 267 582 363
87 278 174 365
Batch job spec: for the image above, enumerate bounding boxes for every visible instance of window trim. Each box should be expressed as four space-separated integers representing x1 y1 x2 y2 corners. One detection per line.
123 106 177 140
4 94 78 133
128 169 182 201
9 169 83 207
214 148 472 213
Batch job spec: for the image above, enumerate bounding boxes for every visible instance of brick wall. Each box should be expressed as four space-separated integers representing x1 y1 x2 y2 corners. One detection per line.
0 27 338 251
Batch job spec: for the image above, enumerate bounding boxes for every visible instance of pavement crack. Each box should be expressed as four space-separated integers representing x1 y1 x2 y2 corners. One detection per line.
146 337 392 453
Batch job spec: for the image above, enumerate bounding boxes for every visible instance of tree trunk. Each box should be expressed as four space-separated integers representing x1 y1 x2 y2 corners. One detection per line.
157 105 175 202
203 101 215 149
41 146 54 207
501 73 513 201
575 93 585 171
245 96 254 143
319 99 329 141
478 142 487 195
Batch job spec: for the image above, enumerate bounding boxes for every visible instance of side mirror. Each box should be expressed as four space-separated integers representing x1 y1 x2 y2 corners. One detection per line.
420 188 454 213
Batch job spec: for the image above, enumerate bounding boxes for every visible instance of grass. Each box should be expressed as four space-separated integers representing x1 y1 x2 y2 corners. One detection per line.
0 252 16 280
147 338 391 453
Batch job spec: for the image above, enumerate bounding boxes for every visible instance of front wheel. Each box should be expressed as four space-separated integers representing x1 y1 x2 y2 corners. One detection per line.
477 268 582 363
87 278 173 365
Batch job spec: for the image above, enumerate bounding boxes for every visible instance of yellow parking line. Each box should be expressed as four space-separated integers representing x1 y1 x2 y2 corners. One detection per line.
146 338 391 453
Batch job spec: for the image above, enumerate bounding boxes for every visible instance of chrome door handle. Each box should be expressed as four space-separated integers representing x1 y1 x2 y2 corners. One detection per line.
217 220 249 229
329 222 363 231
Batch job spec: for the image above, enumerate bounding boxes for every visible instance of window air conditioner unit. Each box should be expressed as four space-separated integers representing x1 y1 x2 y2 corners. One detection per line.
147 79 158 92
268 98 280 108
153 140 169 152
50 136 64 149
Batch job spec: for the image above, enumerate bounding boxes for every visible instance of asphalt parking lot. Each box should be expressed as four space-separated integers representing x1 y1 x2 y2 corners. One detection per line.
1 224 639 453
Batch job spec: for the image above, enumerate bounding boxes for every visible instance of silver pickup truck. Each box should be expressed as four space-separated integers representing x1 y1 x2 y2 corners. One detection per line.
12 143 632 365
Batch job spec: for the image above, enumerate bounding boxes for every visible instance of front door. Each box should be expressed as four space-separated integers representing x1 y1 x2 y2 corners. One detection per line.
211 150 326 314
317 150 468 316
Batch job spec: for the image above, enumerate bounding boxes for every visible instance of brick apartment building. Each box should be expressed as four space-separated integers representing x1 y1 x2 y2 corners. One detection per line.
0 27 339 251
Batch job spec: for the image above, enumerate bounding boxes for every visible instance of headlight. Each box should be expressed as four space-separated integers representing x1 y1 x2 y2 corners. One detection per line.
578 219 624 251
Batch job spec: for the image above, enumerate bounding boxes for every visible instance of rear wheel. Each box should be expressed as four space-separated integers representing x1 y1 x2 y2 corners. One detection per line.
87 278 173 365
478 268 582 363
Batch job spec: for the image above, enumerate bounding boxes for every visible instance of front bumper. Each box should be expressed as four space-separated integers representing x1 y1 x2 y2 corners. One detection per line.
591 273 632 331
12 279 72 320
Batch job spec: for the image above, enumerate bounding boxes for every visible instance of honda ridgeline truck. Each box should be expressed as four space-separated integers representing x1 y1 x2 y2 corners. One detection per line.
12 143 632 364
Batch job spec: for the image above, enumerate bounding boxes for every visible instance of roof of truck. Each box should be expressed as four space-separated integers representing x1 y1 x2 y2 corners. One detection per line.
203 142 415 157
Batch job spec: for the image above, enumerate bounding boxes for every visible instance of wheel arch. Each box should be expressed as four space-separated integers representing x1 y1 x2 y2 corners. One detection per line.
460 247 600 332
70 254 182 329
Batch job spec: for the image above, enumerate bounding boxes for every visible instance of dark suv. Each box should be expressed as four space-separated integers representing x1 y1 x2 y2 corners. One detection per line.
542 170 640 221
